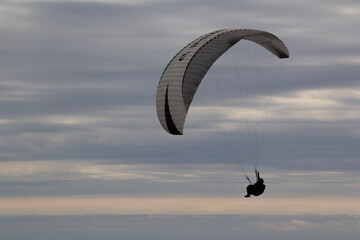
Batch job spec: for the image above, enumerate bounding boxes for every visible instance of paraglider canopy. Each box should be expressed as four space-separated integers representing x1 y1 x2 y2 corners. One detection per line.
156 29 289 135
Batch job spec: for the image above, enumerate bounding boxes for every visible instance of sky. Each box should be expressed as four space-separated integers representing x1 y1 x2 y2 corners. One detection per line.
0 0 360 239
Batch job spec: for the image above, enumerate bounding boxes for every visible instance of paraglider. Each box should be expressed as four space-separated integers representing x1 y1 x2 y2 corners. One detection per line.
244 170 266 198
156 28 289 197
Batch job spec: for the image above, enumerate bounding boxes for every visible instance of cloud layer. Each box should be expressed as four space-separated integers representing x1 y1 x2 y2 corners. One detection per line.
0 1 359 239
0 214 359 240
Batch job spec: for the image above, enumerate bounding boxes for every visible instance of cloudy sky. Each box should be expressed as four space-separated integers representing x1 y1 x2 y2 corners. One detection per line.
0 0 360 239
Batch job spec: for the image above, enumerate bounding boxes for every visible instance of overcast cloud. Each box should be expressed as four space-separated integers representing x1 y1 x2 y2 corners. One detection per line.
0 0 359 239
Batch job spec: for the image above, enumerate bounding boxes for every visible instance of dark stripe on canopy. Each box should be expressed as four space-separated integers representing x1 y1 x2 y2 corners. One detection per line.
165 85 182 135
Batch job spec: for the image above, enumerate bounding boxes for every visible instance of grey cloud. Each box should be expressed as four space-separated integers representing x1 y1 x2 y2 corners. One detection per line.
0 0 359 214
0 214 359 240
0 160 359 198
